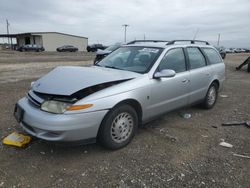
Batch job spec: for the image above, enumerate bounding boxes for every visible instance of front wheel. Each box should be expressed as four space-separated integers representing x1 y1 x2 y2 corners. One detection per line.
202 83 218 109
98 104 138 150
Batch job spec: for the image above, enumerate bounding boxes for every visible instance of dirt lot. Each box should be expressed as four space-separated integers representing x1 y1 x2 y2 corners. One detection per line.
0 51 249 188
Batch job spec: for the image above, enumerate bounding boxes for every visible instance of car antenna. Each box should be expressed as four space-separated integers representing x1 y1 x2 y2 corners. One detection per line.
193 28 200 40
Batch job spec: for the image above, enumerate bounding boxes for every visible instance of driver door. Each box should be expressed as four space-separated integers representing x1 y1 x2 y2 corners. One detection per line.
148 48 190 117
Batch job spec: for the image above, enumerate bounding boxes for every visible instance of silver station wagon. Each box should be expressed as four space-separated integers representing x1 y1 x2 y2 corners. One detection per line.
14 40 225 149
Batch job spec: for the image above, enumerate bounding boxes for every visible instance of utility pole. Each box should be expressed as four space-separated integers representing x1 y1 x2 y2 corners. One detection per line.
122 24 129 43
217 33 220 46
6 19 10 45
143 34 146 41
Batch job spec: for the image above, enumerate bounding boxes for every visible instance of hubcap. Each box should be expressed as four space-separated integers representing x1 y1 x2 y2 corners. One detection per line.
111 112 134 143
207 86 216 105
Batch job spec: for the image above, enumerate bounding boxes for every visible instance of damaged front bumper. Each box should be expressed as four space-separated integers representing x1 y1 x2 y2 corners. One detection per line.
16 97 108 142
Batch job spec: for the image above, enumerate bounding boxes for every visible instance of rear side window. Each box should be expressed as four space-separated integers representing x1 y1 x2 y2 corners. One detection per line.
203 48 222 64
158 48 186 73
187 47 206 69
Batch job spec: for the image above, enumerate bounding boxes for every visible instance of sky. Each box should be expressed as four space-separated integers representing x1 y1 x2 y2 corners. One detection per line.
0 0 249 47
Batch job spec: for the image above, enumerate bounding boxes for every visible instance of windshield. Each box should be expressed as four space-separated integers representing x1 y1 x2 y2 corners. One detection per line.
96 46 163 73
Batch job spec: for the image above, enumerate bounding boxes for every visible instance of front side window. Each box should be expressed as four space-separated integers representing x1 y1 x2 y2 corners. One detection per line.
97 46 163 73
202 48 222 64
187 47 206 69
158 48 186 73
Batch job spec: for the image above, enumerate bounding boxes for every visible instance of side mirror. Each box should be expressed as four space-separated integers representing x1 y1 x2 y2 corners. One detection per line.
154 69 176 78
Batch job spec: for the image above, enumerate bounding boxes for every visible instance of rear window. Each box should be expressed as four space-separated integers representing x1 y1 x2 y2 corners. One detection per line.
203 48 222 64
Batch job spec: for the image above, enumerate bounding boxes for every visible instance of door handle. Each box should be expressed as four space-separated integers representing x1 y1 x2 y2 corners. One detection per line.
206 73 210 76
182 79 189 83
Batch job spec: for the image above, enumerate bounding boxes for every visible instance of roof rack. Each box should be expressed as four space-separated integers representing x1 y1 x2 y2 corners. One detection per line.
127 40 169 45
166 40 210 45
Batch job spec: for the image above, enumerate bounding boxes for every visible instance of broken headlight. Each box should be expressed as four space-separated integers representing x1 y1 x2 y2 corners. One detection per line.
41 100 71 114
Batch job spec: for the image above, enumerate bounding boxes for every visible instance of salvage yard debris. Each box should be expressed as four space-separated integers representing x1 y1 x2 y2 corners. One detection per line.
179 112 192 119
233 153 250 159
222 120 250 128
2 132 31 147
219 141 233 148
236 56 250 72
220 94 229 98
0 182 4 187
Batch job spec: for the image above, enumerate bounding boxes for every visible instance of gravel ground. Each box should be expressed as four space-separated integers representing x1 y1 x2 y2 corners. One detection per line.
0 52 249 188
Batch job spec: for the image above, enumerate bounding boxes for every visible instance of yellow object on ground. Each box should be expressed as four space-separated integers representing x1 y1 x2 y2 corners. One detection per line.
3 132 31 147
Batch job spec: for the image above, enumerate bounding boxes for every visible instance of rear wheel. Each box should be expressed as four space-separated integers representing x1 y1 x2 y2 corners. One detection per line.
98 104 138 150
202 83 218 109
247 62 250 73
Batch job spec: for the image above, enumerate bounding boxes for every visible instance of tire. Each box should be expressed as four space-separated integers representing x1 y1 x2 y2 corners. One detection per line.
202 83 218 109
247 63 250 73
98 104 138 150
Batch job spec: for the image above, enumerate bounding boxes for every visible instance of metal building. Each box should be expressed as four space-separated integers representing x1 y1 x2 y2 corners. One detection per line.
0 32 88 51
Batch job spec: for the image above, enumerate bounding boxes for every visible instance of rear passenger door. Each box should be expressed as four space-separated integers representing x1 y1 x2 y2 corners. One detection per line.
186 47 212 104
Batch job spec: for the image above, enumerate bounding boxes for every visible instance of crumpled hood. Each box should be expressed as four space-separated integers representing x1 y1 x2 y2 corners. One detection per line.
33 66 140 96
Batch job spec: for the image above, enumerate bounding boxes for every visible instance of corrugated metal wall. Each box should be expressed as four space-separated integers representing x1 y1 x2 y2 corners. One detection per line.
40 33 88 51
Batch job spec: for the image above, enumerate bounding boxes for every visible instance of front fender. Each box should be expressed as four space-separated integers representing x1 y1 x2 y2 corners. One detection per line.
64 86 150 115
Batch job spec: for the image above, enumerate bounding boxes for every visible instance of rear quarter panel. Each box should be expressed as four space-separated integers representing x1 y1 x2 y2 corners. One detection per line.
209 62 225 91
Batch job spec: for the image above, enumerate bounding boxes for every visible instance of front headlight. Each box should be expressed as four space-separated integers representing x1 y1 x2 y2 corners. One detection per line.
41 100 71 114
30 81 35 87
41 100 93 114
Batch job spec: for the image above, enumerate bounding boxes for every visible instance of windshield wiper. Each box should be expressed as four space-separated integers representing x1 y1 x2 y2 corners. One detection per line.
103 65 120 70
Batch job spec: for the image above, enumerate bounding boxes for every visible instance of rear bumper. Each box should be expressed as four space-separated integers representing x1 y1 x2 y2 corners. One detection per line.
17 97 108 142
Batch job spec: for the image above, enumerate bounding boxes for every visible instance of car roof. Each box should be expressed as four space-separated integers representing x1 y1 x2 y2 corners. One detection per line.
123 39 214 49
124 43 215 49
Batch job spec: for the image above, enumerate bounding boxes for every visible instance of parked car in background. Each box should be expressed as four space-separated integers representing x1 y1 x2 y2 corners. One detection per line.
230 48 236 53
87 44 106 52
94 43 122 64
215 46 226 59
225 48 234 53
243 48 250 53
57 45 78 52
17 44 45 52
235 48 246 53
14 40 225 150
